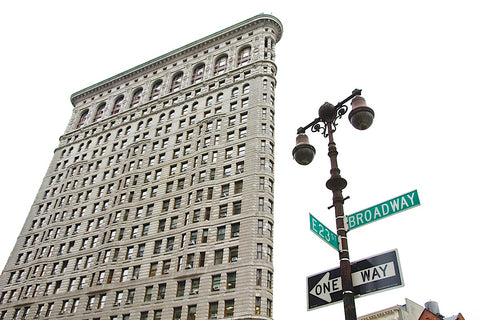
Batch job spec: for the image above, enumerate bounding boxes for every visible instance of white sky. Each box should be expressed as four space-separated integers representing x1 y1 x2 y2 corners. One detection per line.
1 0 479 319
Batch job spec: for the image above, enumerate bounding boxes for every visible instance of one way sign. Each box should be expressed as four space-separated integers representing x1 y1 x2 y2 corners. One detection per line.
307 249 403 311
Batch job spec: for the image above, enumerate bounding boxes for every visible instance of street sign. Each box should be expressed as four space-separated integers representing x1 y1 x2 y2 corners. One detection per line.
347 190 420 231
309 213 338 251
307 249 403 310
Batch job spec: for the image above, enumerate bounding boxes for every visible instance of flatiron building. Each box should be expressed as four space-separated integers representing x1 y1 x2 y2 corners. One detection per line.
0 14 282 320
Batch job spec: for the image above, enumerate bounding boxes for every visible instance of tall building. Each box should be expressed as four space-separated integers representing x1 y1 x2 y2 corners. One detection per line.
0 14 282 320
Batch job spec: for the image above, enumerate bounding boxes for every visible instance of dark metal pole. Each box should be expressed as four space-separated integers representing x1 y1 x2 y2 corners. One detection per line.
325 122 357 320
293 90 369 319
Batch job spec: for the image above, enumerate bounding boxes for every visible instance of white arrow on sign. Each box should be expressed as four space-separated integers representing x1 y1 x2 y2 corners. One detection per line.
309 262 397 303
309 272 342 303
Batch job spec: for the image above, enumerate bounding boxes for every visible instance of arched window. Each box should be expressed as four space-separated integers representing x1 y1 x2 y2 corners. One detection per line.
130 88 143 108
170 72 183 92
243 84 250 95
217 93 223 103
206 96 213 106
111 96 124 115
93 103 106 122
159 113 165 123
231 87 239 98
77 110 89 128
214 55 228 75
150 80 163 100
238 46 251 66
192 64 205 84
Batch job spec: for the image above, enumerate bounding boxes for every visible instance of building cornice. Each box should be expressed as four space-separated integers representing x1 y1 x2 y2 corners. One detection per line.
359 306 401 319
70 14 282 106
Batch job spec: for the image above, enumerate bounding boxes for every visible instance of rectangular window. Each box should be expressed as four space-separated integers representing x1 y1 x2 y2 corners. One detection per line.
233 201 241 215
209 302 218 319
225 299 235 318
221 184 229 197
267 271 273 289
157 283 166 300
199 252 206 267
187 305 197 320
214 249 223 265
227 272 236 289
162 260 171 274
126 289 135 304
217 226 225 241
234 180 243 194
154 240 162 254
190 278 200 294
231 223 240 238
174 197 182 209
97 294 106 309
212 275 221 291
229 246 238 263
170 216 177 229
173 307 182 320
146 203 154 216
255 297 261 315
219 204 228 218
114 291 123 305
162 200 170 212
178 178 185 189
176 281 185 297
158 219 166 232
237 144 245 156
186 253 195 269
256 269 262 286
193 210 201 222
149 262 158 277
223 165 231 177
236 161 244 174
166 237 174 251
144 286 153 302
267 221 273 237
225 147 233 159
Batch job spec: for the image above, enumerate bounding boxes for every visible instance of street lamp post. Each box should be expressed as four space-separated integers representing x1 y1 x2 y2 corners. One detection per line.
292 89 374 320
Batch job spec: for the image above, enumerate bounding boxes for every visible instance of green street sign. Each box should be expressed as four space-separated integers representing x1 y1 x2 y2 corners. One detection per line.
309 213 338 251
347 190 420 231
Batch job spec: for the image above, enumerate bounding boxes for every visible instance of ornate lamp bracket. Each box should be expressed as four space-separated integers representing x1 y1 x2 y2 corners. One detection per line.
296 88 361 138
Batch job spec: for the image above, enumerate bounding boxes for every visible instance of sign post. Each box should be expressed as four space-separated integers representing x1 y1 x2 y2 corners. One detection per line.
307 250 403 311
347 190 420 231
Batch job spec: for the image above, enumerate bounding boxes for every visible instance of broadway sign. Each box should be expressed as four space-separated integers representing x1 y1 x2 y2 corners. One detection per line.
347 190 420 231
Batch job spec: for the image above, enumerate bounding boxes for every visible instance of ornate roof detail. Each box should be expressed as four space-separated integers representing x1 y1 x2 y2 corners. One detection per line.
70 14 282 105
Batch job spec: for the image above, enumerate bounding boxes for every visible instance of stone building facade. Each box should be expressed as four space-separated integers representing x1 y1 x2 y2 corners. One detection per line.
358 299 465 320
0 14 282 320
